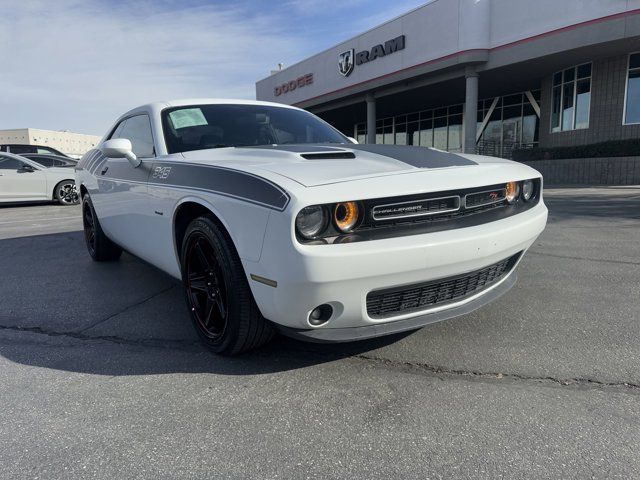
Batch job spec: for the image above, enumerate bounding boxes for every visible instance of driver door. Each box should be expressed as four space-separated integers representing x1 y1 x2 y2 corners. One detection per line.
91 114 155 257
0 155 47 201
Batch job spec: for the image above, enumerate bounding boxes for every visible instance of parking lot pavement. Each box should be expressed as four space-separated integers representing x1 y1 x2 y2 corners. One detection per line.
0 202 82 240
0 188 638 479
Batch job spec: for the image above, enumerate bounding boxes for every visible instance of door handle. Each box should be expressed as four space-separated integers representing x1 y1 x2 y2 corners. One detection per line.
100 166 109 175
0 173 4 176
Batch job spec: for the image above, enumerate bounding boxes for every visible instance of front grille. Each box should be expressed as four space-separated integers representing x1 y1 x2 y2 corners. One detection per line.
372 195 460 221
465 188 506 209
366 252 521 319
358 183 512 232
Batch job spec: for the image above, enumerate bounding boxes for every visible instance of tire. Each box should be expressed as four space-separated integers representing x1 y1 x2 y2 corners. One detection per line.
82 195 122 262
54 179 80 205
181 215 274 355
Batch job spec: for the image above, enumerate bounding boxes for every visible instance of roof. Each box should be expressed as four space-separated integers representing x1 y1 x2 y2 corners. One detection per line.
121 98 302 120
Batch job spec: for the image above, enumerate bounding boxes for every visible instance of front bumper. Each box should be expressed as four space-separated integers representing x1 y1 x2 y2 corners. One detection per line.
246 201 547 340
276 270 517 342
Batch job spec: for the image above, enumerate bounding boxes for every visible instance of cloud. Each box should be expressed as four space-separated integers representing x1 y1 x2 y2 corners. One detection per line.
283 0 368 16
0 0 427 135
0 0 310 134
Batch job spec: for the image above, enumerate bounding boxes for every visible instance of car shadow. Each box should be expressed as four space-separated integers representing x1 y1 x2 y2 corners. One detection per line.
0 230 415 377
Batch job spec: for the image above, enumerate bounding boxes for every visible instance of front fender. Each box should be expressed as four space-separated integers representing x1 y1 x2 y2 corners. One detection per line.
172 194 272 264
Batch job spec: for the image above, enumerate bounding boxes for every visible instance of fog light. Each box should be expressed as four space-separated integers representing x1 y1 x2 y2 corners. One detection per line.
505 181 519 204
522 180 534 201
308 304 333 326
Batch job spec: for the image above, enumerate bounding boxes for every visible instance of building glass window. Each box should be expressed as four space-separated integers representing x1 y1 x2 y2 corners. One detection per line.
353 89 540 158
433 116 448 150
624 53 640 125
394 120 407 145
447 114 462 152
551 63 591 132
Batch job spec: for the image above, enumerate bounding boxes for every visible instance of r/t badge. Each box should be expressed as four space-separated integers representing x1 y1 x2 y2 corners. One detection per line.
152 166 172 180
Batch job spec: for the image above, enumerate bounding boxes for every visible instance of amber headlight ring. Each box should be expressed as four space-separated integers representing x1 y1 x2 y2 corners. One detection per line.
505 181 520 204
333 201 362 233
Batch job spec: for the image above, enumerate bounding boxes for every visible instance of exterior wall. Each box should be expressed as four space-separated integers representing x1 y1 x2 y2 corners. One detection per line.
523 157 640 185
256 0 640 107
0 129 29 144
539 55 640 148
0 128 101 156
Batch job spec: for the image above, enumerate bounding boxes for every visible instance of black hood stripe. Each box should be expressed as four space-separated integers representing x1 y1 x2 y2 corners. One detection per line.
244 143 476 169
340 144 476 168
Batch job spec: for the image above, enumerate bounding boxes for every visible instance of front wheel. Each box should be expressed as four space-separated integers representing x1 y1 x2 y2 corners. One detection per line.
54 179 79 205
181 215 273 355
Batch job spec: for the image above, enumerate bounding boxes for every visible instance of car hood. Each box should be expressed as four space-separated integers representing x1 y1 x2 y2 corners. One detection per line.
180 144 504 187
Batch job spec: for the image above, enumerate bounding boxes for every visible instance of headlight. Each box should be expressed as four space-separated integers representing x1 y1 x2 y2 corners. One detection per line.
333 201 360 233
521 180 535 201
505 181 519 204
295 205 327 239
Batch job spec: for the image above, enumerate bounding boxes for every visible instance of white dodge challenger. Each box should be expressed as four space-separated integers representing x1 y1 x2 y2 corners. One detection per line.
76 99 547 355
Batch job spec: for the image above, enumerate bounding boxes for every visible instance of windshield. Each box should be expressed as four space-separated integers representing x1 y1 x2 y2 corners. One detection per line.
161 104 348 154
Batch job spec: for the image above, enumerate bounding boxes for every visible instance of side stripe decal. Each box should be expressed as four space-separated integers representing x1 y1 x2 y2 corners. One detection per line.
150 161 290 211
84 150 290 212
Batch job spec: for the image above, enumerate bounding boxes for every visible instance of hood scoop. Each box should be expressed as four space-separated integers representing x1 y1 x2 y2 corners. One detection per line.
300 151 356 160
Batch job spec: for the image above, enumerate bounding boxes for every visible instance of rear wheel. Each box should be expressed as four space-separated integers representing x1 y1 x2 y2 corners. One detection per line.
82 195 122 261
54 179 79 205
181 215 273 355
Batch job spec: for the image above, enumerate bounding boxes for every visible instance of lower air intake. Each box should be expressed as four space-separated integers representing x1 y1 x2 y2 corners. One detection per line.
366 252 522 319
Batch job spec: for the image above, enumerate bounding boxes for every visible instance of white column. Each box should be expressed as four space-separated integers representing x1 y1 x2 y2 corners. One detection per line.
464 67 479 153
366 94 376 144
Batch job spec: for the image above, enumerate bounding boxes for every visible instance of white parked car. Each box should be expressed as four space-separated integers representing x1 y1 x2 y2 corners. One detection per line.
76 99 547 355
0 152 79 205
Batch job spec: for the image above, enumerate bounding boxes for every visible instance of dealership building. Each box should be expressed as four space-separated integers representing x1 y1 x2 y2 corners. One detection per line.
256 0 640 160
0 128 101 157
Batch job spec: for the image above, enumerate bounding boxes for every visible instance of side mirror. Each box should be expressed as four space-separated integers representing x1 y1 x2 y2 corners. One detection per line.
100 139 141 167
19 164 35 173
347 136 358 144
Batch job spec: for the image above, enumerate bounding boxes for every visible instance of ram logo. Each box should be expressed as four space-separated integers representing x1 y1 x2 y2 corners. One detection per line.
338 49 355 77
152 166 172 180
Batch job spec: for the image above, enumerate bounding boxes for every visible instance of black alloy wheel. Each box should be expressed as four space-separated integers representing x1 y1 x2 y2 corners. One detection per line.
181 215 274 355
81 195 122 261
185 233 229 340
83 199 97 257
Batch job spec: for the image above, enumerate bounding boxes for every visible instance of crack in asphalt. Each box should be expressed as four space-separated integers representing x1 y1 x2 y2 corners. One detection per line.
529 250 640 266
353 354 640 391
0 324 201 351
0 323 638 392
77 284 179 333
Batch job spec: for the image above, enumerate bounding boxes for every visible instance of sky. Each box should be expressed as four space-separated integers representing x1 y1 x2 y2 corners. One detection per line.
0 0 427 135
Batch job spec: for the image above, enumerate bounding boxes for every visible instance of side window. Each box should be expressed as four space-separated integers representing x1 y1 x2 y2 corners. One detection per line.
0 157 25 170
112 115 155 158
34 158 54 167
109 120 127 140
8 145 34 155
